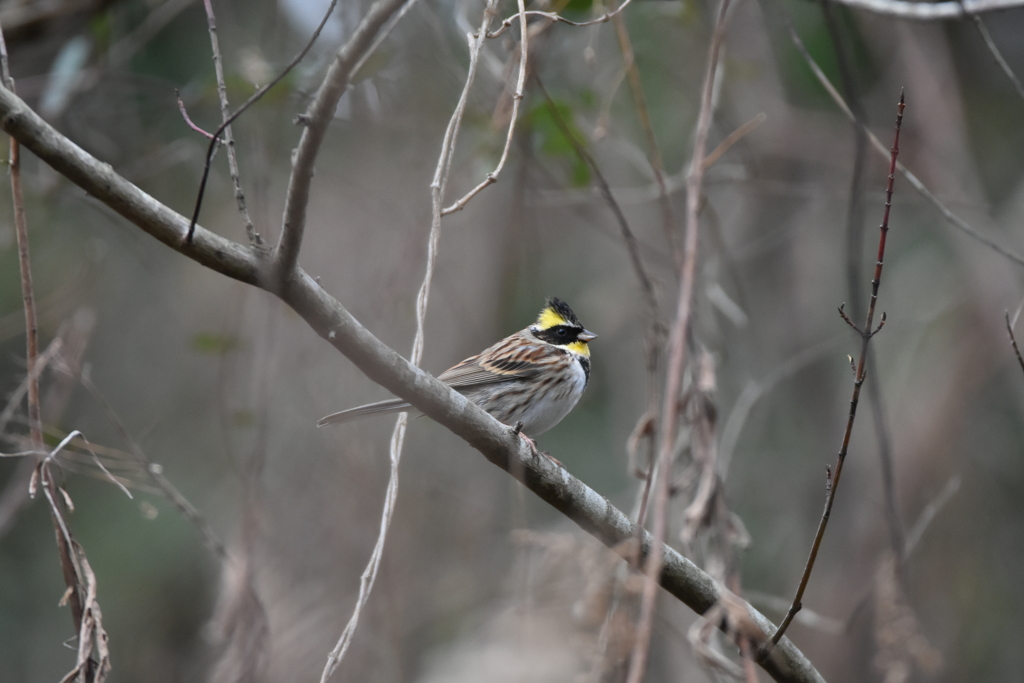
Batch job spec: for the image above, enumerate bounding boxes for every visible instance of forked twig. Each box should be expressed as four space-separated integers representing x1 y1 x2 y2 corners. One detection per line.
441 0 529 216
487 0 634 38
187 0 343 244
320 3 494 679
768 92 905 649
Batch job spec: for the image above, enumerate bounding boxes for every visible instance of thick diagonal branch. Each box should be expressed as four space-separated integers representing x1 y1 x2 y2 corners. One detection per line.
0 82 823 683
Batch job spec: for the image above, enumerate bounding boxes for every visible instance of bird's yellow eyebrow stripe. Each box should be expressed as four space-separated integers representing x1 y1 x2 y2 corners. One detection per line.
537 306 567 330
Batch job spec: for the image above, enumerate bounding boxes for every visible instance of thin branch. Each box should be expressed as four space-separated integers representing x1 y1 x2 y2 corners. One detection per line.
538 111 764 208
486 0 635 38
202 0 260 245
818 0 905 561
176 90 223 141
533 75 659 323
0 78 825 683
80 373 230 560
274 0 412 275
320 2 488 679
1 42 40 456
610 8 681 270
826 0 1024 19
441 0 528 216
625 0 731 680
0 336 60 538
960 5 1024 102
188 0 345 244
36 0 200 119
782 14 1024 268
769 92 905 648
702 112 766 171
1 28 108 681
902 475 960 560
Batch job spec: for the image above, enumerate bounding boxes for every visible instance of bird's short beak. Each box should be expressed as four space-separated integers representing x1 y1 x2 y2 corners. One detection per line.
578 329 598 342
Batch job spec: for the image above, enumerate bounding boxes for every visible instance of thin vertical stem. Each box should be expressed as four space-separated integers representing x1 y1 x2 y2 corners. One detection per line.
769 91 905 648
625 0 731 680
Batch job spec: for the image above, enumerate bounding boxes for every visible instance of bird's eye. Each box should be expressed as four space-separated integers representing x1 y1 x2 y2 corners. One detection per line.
558 328 569 337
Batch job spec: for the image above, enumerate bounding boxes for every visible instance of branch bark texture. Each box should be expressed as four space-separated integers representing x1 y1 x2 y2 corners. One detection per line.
0 83 823 683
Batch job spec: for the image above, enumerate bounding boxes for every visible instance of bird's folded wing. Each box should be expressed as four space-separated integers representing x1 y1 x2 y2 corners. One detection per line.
438 353 540 387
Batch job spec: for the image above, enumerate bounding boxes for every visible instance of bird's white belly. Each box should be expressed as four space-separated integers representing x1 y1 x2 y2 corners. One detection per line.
514 356 588 436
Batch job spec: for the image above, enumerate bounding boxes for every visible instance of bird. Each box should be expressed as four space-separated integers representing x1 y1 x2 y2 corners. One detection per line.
317 297 596 446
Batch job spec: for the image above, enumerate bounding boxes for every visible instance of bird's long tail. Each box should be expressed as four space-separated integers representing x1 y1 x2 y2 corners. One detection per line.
317 399 412 427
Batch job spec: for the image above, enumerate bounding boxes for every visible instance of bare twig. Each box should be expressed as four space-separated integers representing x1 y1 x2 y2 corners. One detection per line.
769 92 905 648
0 352 55 537
782 14 1024 268
176 90 223 141
610 9 681 269
201 0 260 245
625 0 731 680
959 5 1024 102
273 0 412 273
320 2 490 679
441 0 528 216
817 0 905 561
487 0 634 38
0 26 109 681
0 81 825 683
0 310 95 539
188 0 345 244
533 75 659 323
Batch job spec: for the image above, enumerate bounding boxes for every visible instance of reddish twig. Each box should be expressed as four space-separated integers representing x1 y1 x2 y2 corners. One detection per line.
768 91 905 649
0 80 827 682
176 90 223 142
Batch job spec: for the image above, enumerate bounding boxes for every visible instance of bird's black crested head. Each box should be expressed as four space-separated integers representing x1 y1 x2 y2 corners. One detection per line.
532 297 596 356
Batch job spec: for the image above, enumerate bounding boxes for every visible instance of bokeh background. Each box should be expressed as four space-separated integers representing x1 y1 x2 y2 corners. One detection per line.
1 0 1023 680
